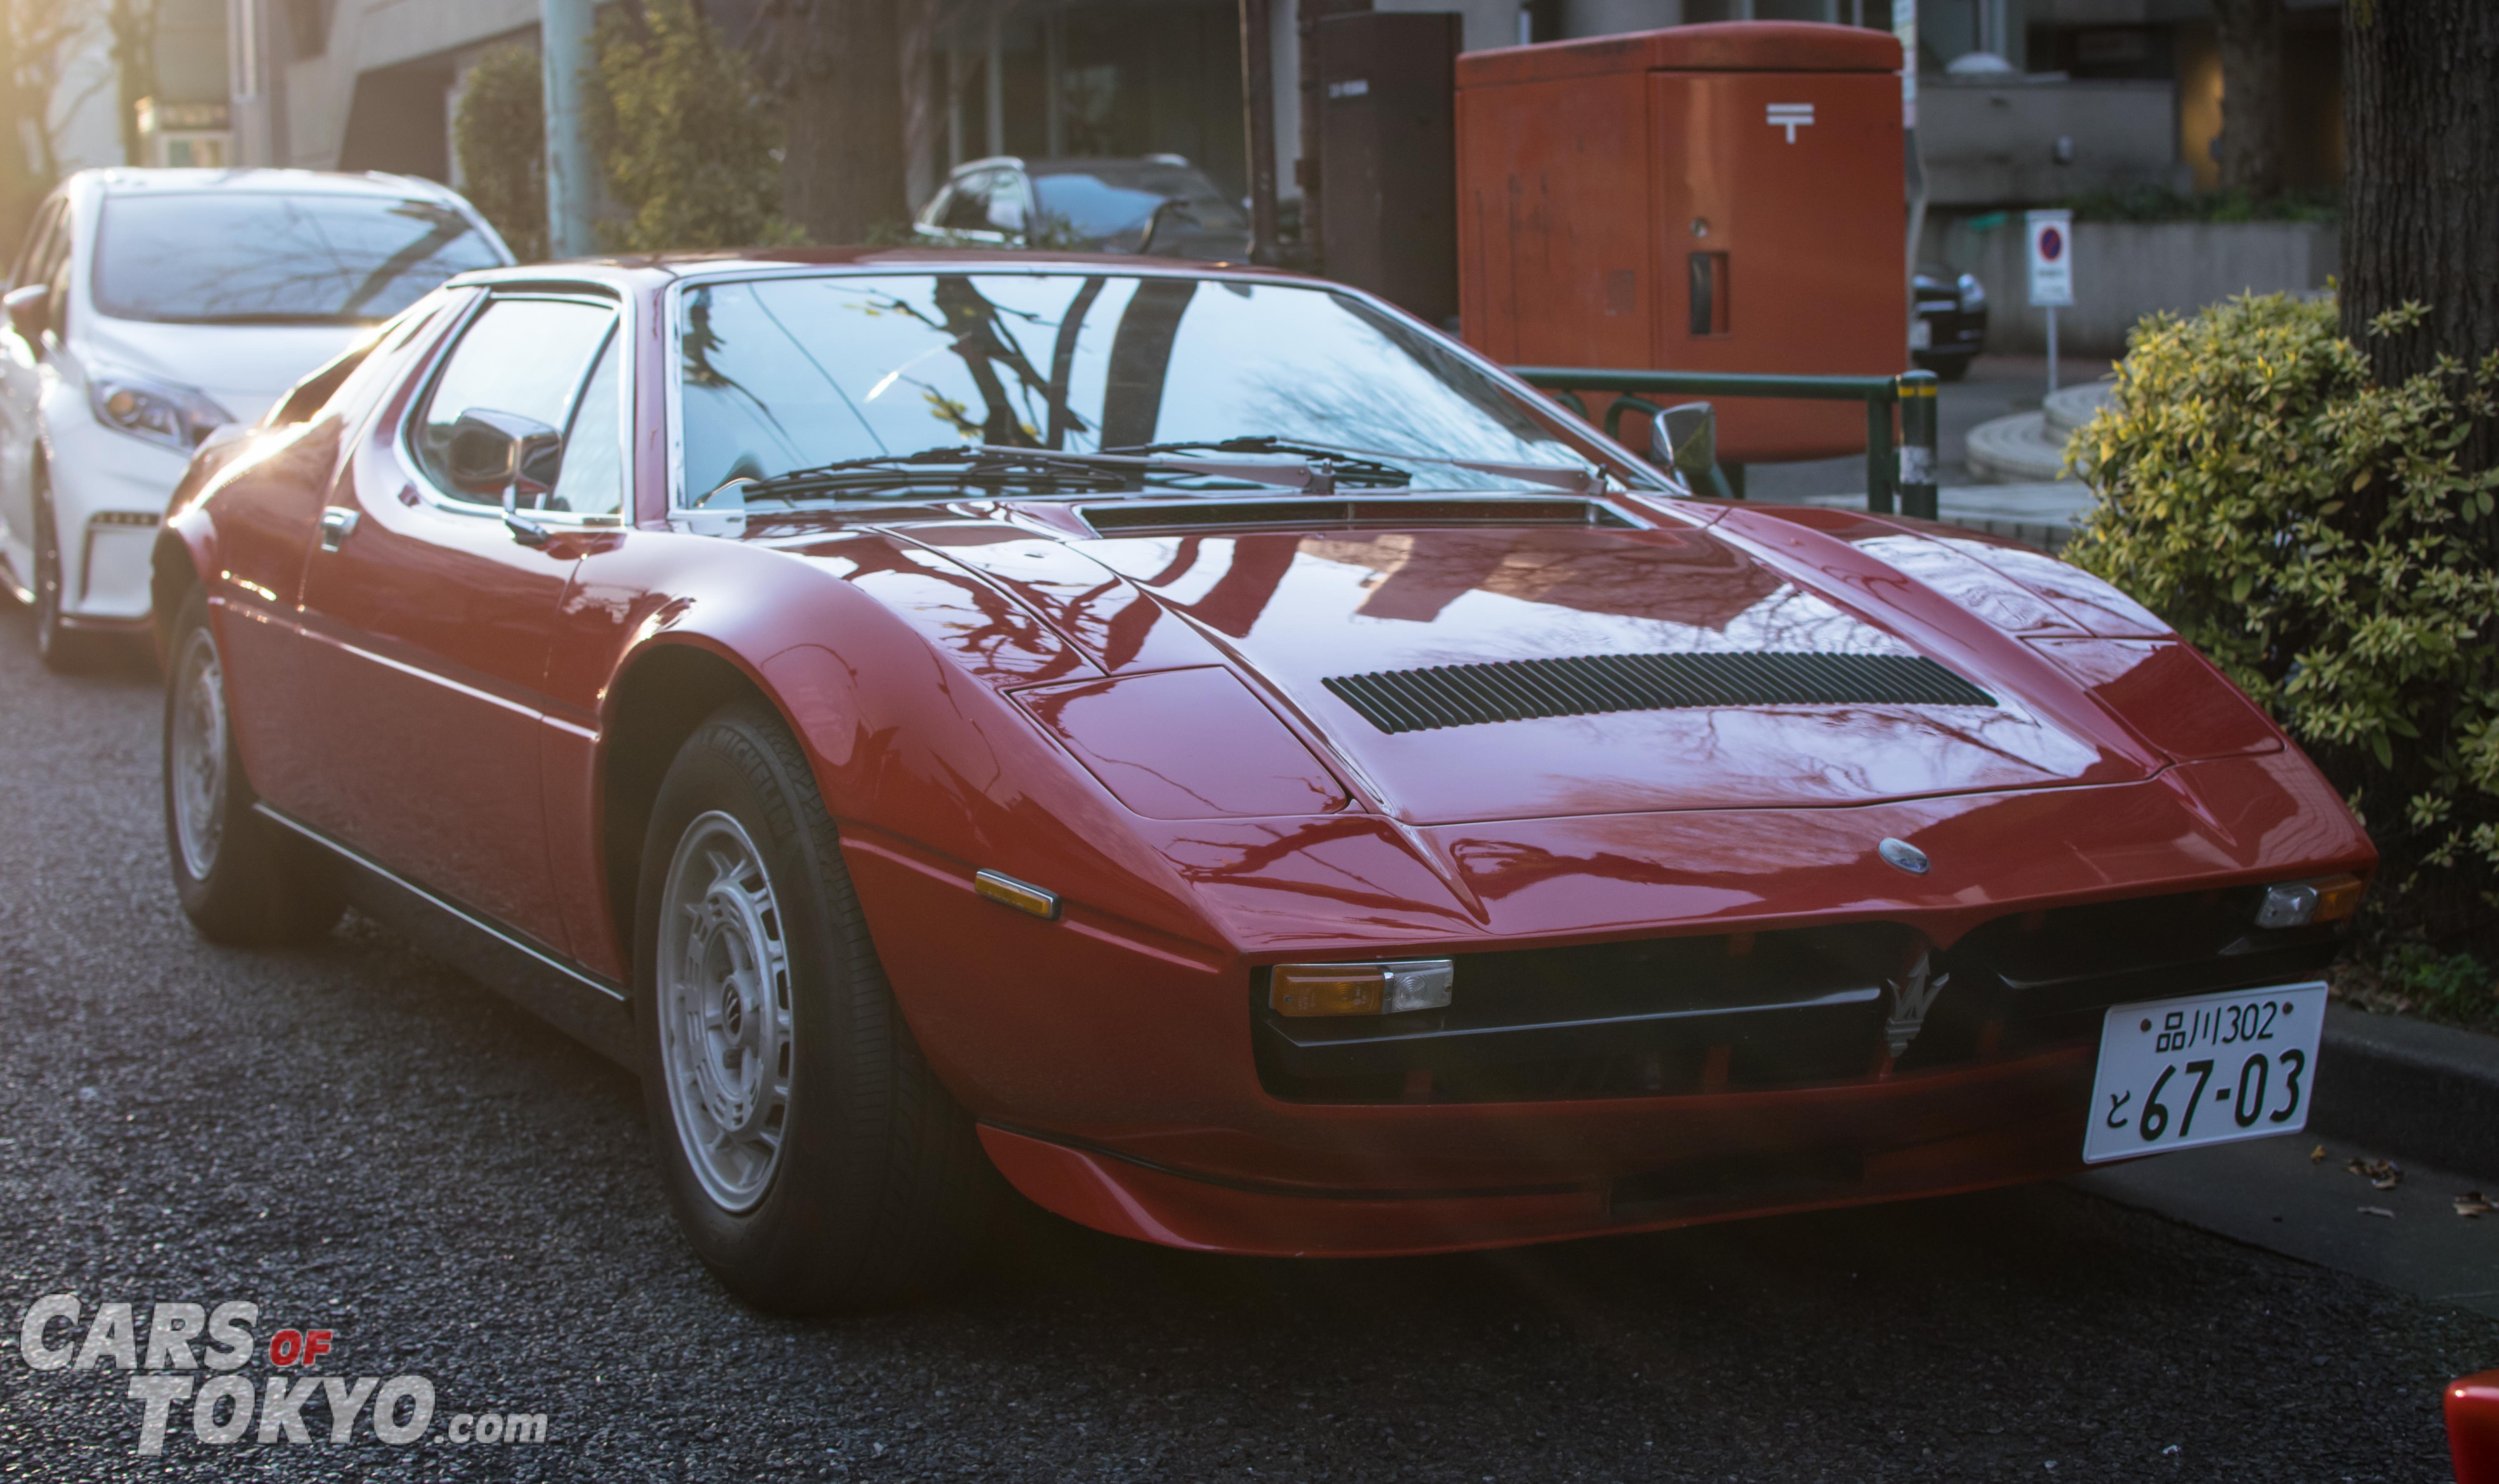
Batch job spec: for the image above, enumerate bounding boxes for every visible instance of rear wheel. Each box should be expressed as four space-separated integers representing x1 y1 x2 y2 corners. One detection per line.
162 586 342 944
32 478 96 673
636 698 992 1313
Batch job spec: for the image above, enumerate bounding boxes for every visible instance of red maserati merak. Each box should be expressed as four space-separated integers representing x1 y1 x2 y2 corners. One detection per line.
153 252 2373 1312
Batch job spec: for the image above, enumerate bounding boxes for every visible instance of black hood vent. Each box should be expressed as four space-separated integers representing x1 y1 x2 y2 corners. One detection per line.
1323 651 1995 734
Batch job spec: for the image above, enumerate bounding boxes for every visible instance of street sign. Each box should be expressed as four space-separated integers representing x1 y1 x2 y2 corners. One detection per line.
2026 208 2074 308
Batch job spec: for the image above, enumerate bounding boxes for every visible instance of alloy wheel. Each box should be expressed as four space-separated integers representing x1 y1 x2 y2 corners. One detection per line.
656 811 795 1213
168 624 228 880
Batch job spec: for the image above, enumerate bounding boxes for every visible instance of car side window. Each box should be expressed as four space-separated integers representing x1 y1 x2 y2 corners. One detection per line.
547 331 624 516
12 196 60 289
981 172 1028 234
40 211 72 341
413 296 617 507
938 174 998 233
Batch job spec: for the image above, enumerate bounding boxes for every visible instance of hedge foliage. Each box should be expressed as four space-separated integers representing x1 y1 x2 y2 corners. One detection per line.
452 2 793 259
592 0 796 253
451 46 546 262
2065 293 2499 950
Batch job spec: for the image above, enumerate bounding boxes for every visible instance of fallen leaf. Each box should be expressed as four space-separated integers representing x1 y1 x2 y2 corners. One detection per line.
2309 1145 2327 1164
2346 1156 2402 1189
2359 1206 2395 1219
2457 1193 2494 1218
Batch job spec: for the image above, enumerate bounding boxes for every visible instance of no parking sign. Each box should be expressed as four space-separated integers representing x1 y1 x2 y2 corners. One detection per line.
2026 209 2074 308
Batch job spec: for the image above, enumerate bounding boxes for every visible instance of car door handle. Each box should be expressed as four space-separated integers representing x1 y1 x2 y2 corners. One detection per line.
318 508 359 551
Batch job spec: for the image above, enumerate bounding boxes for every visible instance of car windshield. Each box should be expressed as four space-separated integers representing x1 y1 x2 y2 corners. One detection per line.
678 271 1645 501
93 192 506 325
1031 165 1247 241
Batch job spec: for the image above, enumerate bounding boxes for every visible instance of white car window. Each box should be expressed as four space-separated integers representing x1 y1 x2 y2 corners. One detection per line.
549 332 625 517
414 297 616 506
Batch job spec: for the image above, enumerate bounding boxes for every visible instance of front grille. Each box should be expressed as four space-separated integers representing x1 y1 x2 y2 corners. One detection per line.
1323 651 1996 734
1253 887 2344 1105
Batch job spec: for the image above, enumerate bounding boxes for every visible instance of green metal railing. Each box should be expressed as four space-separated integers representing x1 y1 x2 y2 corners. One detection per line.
1512 366 1941 519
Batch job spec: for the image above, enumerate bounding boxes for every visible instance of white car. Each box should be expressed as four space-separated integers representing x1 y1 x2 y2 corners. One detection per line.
0 168 513 668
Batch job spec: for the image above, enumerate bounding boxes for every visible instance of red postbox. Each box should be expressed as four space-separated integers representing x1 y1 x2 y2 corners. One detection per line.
1455 22 1906 464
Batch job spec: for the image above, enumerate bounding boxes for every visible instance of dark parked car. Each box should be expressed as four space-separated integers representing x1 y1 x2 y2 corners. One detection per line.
914 155 1251 260
1912 264 1987 380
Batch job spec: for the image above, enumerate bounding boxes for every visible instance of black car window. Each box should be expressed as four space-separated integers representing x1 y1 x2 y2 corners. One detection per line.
978 172 1028 234
1033 165 1245 243
675 271 1619 499
413 297 617 506
93 192 505 325
937 174 1001 233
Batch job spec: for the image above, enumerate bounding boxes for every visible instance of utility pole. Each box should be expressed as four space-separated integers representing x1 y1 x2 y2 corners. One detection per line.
542 0 598 258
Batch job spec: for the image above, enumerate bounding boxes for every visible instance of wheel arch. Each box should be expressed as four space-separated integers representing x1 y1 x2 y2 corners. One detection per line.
597 636 794 973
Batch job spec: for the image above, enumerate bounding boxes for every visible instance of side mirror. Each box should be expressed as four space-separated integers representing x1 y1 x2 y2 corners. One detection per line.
5 284 50 346
445 409 563 504
1650 401 1718 481
1137 200 1190 255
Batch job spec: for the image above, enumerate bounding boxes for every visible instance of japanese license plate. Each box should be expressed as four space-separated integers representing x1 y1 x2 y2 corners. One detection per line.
1909 317 1934 349
2081 983 2327 1163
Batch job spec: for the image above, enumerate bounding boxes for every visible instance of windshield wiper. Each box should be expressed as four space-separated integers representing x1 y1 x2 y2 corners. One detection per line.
697 444 1316 507
1107 435 1612 495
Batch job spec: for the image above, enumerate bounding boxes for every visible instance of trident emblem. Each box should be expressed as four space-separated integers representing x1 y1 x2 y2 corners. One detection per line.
1882 949 1950 1059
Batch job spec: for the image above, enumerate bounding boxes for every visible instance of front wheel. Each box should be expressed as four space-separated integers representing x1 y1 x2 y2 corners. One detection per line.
162 586 342 944
636 699 992 1313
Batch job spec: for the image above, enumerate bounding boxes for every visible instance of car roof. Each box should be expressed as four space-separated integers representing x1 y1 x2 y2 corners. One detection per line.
444 246 1288 290
77 167 467 203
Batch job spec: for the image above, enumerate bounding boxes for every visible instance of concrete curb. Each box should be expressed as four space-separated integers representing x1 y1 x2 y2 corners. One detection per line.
2313 1003 2499 1182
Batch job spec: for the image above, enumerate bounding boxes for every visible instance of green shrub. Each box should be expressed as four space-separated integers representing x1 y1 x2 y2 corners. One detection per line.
453 46 547 262
592 0 798 252
2065 185 2340 225
2063 293 2499 953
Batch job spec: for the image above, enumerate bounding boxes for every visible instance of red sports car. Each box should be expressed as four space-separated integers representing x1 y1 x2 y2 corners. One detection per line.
152 252 2374 1312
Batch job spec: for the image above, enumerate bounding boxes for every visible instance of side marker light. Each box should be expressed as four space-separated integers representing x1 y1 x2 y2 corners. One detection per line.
974 869 1060 920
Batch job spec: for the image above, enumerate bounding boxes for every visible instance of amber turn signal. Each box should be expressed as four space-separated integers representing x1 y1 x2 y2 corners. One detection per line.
2308 873 2365 923
974 869 1060 920
2254 872 2365 929
1270 960 1454 1018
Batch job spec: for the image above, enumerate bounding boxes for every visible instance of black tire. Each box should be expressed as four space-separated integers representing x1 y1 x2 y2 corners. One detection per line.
162 585 343 945
32 476 97 673
635 698 992 1313
1922 352 1973 383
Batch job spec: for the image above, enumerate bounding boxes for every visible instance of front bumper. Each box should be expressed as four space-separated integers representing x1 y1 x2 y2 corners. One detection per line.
978 1047 2093 1257
843 751 2371 1257
46 408 190 623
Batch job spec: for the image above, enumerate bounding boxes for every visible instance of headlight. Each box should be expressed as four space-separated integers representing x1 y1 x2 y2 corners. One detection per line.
1270 960 1455 1017
1956 272 1987 311
88 368 234 454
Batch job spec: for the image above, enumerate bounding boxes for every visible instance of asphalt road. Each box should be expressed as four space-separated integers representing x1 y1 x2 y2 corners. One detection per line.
0 610 2492 1482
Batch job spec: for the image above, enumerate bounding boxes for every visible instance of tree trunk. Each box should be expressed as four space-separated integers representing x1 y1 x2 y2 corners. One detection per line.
778 0 907 245
897 0 938 214
2340 0 2499 468
2209 0 2282 199
107 0 159 168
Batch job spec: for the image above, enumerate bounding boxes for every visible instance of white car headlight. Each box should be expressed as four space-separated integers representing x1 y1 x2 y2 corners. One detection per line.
88 368 235 454
1956 272 1987 311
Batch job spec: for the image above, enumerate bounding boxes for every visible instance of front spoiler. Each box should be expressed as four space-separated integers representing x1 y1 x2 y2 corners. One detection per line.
979 1045 2097 1257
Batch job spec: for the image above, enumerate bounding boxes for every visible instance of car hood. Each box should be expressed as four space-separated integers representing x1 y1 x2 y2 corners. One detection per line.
847 499 2208 827
77 315 366 425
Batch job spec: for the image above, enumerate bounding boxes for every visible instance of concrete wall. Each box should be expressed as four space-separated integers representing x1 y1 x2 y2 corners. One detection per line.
1946 219 2337 357
1918 76 2182 206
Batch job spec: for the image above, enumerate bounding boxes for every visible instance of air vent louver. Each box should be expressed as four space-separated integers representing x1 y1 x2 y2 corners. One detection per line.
1323 652 1995 734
